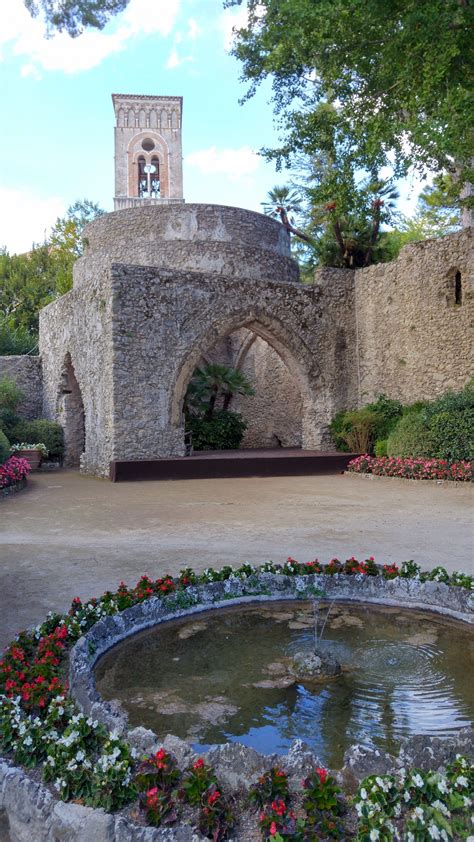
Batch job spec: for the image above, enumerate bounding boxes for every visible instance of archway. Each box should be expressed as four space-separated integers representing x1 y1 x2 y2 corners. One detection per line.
202 328 303 448
171 312 322 452
56 353 85 467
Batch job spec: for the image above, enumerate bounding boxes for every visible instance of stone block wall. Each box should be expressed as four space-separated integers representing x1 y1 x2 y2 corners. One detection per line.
354 230 473 405
39 263 116 477
0 356 42 419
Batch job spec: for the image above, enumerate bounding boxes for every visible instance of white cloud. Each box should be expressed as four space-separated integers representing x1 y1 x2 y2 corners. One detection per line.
0 186 65 254
186 145 261 182
218 5 249 51
0 0 181 75
166 45 193 69
187 17 201 40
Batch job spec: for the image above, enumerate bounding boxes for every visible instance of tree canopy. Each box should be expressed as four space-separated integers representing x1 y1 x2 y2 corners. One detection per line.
227 0 473 192
0 199 104 352
24 0 130 37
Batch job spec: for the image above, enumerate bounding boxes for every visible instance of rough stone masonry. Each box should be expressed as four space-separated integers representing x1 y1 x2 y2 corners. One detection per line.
0 204 471 477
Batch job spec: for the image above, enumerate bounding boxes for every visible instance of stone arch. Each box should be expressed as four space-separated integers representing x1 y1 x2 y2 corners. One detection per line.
170 310 323 449
138 108 146 127
149 108 158 128
127 108 135 127
117 108 125 127
127 130 169 158
56 353 85 468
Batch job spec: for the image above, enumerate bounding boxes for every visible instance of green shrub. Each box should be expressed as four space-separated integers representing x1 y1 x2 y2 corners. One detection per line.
387 412 434 458
0 429 11 464
333 407 382 453
374 439 388 457
0 376 24 434
9 419 64 458
187 410 247 450
329 410 351 452
428 407 474 461
366 394 403 440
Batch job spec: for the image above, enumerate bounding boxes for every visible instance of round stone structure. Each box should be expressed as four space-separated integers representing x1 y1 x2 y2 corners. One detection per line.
39 203 359 476
77 203 299 285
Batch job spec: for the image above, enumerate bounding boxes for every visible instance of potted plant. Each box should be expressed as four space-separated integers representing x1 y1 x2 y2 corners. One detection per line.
10 442 48 471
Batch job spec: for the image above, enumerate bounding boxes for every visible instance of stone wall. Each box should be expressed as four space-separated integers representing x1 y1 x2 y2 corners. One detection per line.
0 356 42 420
109 262 358 467
79 204 299 286
39 263 116 477
354 229 473 405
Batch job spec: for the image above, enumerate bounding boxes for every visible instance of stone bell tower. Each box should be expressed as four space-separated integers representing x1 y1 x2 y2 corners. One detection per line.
112 93 184 210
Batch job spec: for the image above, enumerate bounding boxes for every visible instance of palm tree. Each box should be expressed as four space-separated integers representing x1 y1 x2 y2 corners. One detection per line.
186 364 255 421
262 186 314 245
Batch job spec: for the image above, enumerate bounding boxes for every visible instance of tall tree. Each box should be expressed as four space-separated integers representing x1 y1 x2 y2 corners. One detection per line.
0 199 104 349
24 0 129 36
227 0 473 208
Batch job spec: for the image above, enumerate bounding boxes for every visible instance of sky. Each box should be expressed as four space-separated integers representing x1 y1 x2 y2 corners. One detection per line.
0 0 427 254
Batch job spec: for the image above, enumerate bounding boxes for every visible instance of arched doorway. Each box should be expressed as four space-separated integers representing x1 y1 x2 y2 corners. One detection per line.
57 353 85 467
200 327 303 447
171 313 321 453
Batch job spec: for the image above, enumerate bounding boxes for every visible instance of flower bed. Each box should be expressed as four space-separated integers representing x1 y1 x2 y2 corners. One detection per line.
0 454 31 495
1 557 473 841
347 455 472 482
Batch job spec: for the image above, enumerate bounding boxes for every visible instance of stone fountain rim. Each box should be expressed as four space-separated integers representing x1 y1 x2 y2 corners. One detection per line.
1 573 472 842
69 572 473 744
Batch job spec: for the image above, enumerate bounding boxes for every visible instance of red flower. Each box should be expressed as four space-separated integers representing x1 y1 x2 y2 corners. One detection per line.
269 821 278 836
193 758 205 769
315 767 328 784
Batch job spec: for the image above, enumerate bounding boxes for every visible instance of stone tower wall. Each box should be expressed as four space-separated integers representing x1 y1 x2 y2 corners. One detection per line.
112 93 183 206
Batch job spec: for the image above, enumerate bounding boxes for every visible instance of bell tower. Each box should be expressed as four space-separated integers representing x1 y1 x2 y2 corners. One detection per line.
112 93 184 210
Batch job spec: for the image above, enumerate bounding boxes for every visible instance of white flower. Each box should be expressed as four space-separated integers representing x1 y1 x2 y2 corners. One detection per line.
437 779 448 794
360 787 368 800
455 775 468 788
428 826 441 840
463 796 471 808
23 735 33 746
369 830 380 841
75 750 85 762
412 773 424 788
355 802 363 817
431 799 450 816
407 833 415 842
404 790 411 802
414 806 424 820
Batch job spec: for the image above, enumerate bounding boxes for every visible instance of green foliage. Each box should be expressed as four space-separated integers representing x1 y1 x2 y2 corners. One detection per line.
386 412 434 458
428 408 474 461
374 439 388 457
24 0 130 37
0 377 24 434
0 199 104 341
249 767 289 808
0 430 11 464
185 363 255 420
0 377 24 415
331 408 382 454
228 0 473 196
187 410 247 451
331 395 402 454
0 318 37 356
9 419 64 458
182 758 217 806
387 383 474 460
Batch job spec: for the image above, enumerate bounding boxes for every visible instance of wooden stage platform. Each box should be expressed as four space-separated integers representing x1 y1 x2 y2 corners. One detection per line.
109 449 358 482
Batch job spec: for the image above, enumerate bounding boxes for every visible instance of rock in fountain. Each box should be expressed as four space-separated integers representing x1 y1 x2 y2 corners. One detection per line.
290 648 342 680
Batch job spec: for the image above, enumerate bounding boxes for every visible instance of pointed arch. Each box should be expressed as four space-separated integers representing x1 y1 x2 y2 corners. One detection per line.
56 352 85 467
170 309 321 446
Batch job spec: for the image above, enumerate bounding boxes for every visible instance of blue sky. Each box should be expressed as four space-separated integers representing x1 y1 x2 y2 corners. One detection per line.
0 0 426 253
